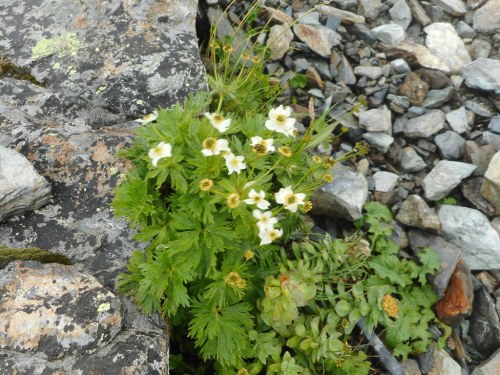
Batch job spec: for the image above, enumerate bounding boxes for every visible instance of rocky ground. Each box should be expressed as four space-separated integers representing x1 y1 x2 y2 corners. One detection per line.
0 0 499 374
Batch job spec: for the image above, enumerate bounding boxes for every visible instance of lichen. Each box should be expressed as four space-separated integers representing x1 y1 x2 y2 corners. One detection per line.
31 32 81 61
0 246 72 269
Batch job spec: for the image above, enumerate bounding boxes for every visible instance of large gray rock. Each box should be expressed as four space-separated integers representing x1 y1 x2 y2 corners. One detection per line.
0 146 51 222
267 24 294 60
403 109 445 138
438 205 500 269
462 58 500 93
424 23 471 73
470 287 500 356
312 163 368 221
472 348 500 375
422 160 477 200
473 0 500 34
0 0 205 128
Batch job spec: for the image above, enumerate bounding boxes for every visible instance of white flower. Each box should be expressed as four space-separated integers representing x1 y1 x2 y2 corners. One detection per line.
252 209 278 232
258 227 283 246
224 153 246 175
136 110 158 124
244 189 270 210
265 105 296 137
204 112 231 133
148 141 172 167
251 136 275 155
275 186 305 213
201 137 231 156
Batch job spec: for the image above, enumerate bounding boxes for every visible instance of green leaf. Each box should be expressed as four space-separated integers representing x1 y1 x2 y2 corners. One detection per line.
289 73 307 89
335 300 352 317
251 331 282 365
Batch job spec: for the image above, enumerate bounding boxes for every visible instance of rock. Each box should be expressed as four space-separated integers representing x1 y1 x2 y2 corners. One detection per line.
407 0 432 26
465 99 496 118
481 151 500 214
373 171 399 192
338 55 357 85
311 163 368 221
389 0 412 30
427 349 463 375
483 131 500 151
445 106 470 134
468 0 489 10
409 229 462 299
296 11 320 26
456 21 477 39
371 24 406 46
293 24 342 57
424 23 471 73
489 116 500 133
387 41 450 73
462 58 500 92
399 72 430 106
0 261 122 358
434 130 466 159
435 260 474 326
390 58 411 73
262 6 294 25
361 132 394 153
462 177 496 217
402 358 421 375
0 146 51 222
267 24 294 60
438 205 500 269
464 142 497 176
318 5 365 24
357 0 384 21
0 0 206 126
358 106 392 134
354 65 383 80
470 287 500 356
400 146 427 172
477 271 499 294
422 161 476 200
492 217 500 237
422 86 454 108
471 348 500 375
403 109 445 138
396 195 441 233
473 0 500 34
415 68 452 89
435 0 467 16
470 39 492 60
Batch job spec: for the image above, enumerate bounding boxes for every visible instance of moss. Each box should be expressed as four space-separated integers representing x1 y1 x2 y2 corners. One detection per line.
0 56 44 86
0 246 72 269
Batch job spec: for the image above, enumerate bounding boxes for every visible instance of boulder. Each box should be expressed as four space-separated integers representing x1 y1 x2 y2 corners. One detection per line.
473 0 500 34
462 58 500 93
422 160 476 201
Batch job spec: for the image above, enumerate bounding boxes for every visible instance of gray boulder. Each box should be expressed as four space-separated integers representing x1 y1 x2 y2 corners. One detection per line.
462 58 500 93
422 161 476 201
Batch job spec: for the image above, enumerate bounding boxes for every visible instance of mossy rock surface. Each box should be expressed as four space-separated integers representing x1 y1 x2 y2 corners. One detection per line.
0 246 72 269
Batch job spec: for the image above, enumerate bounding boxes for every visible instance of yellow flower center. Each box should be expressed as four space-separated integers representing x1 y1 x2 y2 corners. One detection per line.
252 143 267 156
302 201 313 213
212 114 224 123
199 179 213 191
202 137 217 150
382 294 399 318
269 230 280 241
227 193 241 208
151 146 163 157
230 158 240 167
278 146 292 157
285 194 297 205
244 250 254 260
323 174 333 183
275 114 287 124
225 272 246 289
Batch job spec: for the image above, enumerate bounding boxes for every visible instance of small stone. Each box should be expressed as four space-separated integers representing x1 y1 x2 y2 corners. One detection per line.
311 163 368 221
455 21 476 39
373 171 399 192
462 58 500 92
389 0 412 30
0 146 52 222
450 75 464 89
402 359 421 375
357 0 384 21
389 41 450 73
422 86 454 108
296 11 320 26
470 287 500 356
424 22 471 73
488 116 500 133
305 66 324 89
427 348 463 375
471 348 500 375
462 177 496 217
465 142 497 176
400 146 427 172
354 65 383 80
387 94 410 111
435 260 474 326
371 24 406 46
396 195 441 233
262 6 294 25
438 205 500 269
293 24 342 57
338 55 356 85
483 131 500 151
361 132 394 153
434 130 466 159
390 58 411 73
318 5 366 24
477 271 499 294
423 160 476 201
481 151 500 214
399 72 430 106
435 0 467 16
465 99 495 117
409 229 462 299
473 0 500 34
407 0 432 26
404 109 445 138
415 68 452 89
445 106 470 134
358 106 392 134
267 24 294 60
